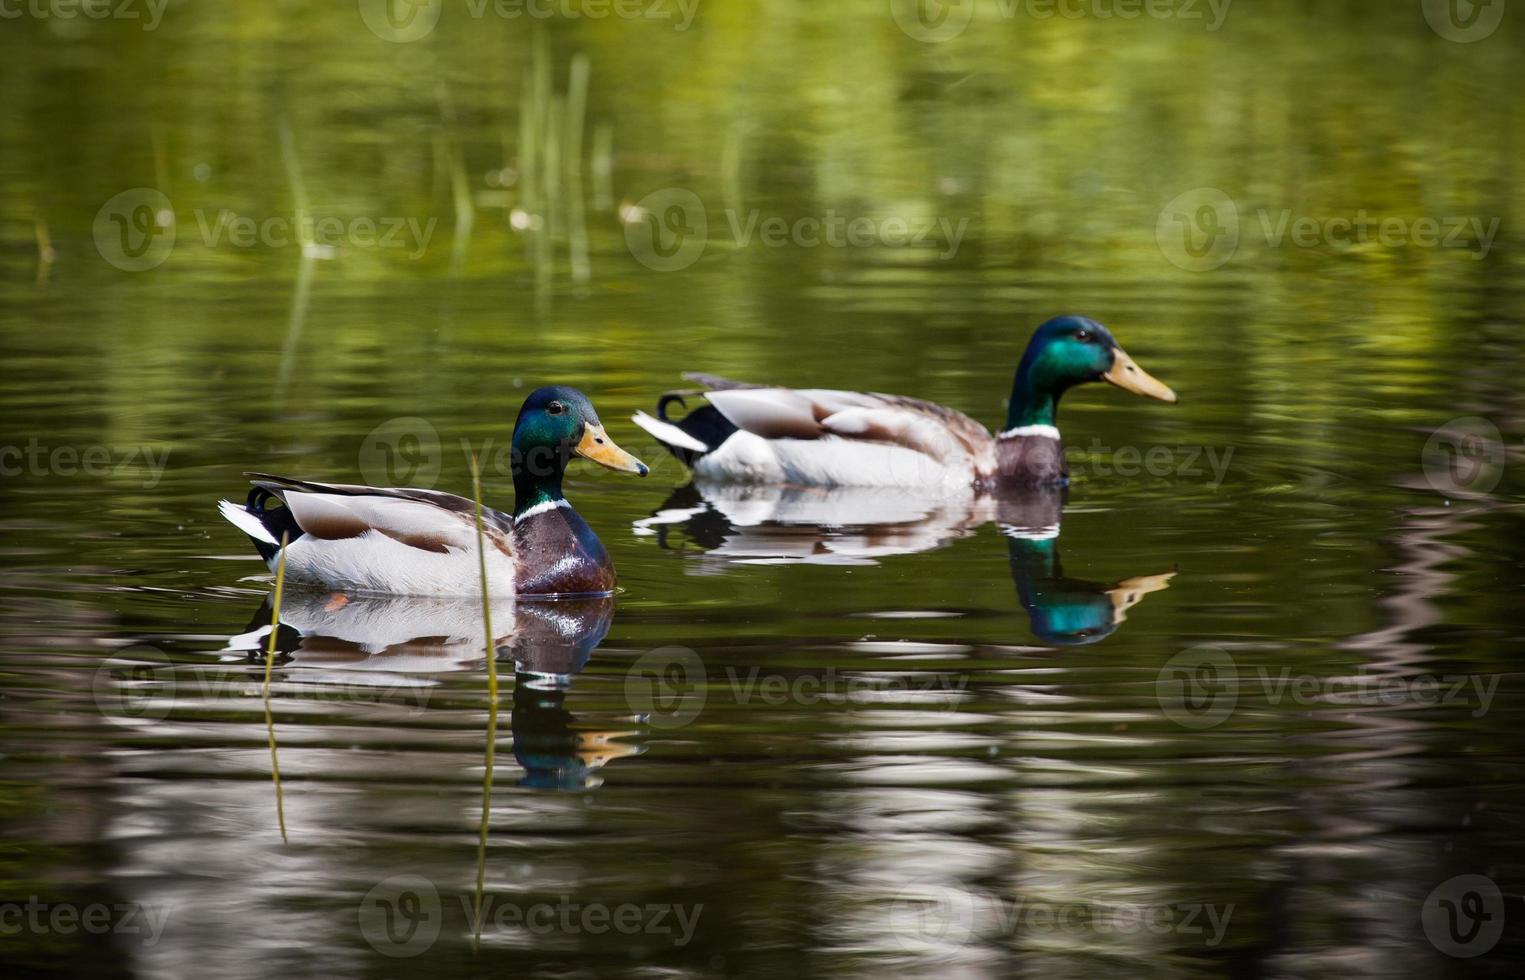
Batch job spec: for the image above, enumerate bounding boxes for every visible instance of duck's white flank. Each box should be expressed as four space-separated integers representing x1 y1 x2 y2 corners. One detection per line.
692 432 970 491
996 424 1061 441
514 498 570 523
218 496 519 597
276 531 520 597
631 411 709 453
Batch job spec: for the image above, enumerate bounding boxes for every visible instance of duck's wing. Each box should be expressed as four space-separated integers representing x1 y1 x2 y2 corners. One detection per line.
685 377 995 466
233 473 516 554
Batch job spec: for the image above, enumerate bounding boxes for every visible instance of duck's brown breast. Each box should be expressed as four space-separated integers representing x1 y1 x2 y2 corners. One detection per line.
512 503 617 596
992 434 1069 488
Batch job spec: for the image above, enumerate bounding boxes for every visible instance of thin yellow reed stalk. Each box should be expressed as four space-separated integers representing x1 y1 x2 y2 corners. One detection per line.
262 532 290 844
468 453 499 951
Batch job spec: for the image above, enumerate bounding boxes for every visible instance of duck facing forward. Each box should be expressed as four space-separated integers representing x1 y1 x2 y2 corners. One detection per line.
219 386 648 597
632 316 1176 491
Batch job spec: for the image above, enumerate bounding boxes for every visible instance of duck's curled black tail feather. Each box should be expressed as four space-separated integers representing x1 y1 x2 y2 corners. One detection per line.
656 392 688 423
243 486 304 562
652 391 738 466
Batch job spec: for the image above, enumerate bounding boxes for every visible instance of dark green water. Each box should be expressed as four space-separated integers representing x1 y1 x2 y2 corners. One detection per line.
2 2 1524 977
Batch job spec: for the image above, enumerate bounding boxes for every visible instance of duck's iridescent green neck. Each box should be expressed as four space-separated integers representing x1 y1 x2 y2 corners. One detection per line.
511 428 570 519
1005 379 1059 429
512 469 564 518
1004 337 1096 430
1007 534 1059 577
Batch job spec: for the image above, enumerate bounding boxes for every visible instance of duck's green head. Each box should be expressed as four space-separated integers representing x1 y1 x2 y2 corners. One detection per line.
1006 316 1177 429
512 386 647 510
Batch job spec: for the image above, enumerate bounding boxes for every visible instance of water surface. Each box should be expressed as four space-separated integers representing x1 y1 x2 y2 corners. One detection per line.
2 3 1523 977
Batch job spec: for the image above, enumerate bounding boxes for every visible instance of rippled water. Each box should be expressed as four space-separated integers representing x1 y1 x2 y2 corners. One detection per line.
3 3 1524 977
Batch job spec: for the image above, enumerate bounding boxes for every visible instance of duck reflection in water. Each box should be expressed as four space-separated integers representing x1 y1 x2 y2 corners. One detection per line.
637 482 1173 645
228 592 636 789
994 491 1175 645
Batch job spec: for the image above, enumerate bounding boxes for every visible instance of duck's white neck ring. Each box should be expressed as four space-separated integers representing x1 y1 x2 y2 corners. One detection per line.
997 424 1061 441
999 522 1061 541
514 498 570 524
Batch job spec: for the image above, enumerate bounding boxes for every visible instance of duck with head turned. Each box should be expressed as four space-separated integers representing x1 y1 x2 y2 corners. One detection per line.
218 386 648 597
633 315 1176 491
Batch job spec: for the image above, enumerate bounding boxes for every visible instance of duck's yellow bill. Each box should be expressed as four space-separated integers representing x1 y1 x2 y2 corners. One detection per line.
576 424 649 476
1104 347 1178 404
1107 570 1177 624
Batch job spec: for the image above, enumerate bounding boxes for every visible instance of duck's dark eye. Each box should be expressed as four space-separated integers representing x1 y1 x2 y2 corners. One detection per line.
547 401 565 415
1075 329 1092 342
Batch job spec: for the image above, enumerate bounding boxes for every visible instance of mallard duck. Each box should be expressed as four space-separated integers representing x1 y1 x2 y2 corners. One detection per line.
631 316 1176 490
218 386 648 597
